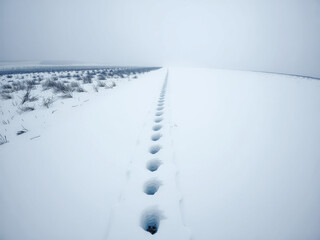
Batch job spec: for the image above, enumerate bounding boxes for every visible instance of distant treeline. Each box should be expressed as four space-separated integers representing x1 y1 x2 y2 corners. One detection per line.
0 66 161 76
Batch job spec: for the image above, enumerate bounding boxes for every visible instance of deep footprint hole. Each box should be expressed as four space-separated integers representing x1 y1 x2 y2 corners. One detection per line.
141 208 163 235
143 179 162 195
155 111 163 117
149 145 161 154
151 133 162 141
152 124 162 131
157 106 164 111
146 159 162 172
157 102 164 106
154 117 163 123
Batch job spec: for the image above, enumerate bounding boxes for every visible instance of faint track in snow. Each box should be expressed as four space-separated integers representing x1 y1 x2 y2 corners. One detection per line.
104 76 163 240
166 71 193 239
140 70 192 238
105 69 192 239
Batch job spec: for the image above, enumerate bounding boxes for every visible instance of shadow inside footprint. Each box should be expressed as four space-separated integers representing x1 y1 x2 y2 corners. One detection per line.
149 145 161 154
143 178 162 195
155 112 163 116
140 207 164 235
151 133 162 141
146 159 162 172
152 124 162 131
154 117 163 123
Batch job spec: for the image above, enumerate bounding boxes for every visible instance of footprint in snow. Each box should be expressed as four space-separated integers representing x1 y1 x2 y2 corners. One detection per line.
149 145 161 154
146 159 162 172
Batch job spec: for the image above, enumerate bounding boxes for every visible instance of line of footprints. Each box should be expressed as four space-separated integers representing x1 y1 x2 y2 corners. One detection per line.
140 75 168 235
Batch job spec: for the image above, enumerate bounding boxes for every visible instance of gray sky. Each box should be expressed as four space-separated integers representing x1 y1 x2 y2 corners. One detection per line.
0 0 320 77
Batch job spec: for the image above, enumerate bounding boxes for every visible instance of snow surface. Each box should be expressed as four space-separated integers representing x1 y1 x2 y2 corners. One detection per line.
1 67 320 240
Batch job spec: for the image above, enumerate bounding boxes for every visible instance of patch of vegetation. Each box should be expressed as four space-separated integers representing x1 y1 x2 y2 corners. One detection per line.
17 125 28 135
0 134 8 145
12 81 27 91
1 92 13 100
21 88 38 104
96 81 106 87
18 105 35 112
42 97 55 108
82 75 92 84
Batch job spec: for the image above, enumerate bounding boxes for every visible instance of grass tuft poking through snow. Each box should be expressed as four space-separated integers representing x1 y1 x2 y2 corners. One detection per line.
42 97 55 108
0 134 8 145
0 66 160 147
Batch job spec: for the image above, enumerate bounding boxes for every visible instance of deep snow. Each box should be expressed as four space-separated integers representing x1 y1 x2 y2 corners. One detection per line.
1 67 320 240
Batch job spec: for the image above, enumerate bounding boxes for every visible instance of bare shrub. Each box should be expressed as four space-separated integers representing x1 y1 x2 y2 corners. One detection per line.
82 75 92 84
26 79 37 88
93 85 99 92
21 89 31 104
61 92 73 98
70 82 80 88
105 81 116 89
21 88 38 104
97 74 106 80
42 97 55 108
96 81 106 87
2 119 10 125
18 105 35 112
0 134 8 145
75 86 85 92
1 88 13 94
53 82 72 94
12 81 26 91
43 79 73 96
73 74 81 80
42 79 57 90
2 83 12 89
1 83 13 92
1 92 13 100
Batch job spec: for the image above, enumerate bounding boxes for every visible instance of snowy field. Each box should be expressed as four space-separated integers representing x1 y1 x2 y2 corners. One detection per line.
1 67 320 240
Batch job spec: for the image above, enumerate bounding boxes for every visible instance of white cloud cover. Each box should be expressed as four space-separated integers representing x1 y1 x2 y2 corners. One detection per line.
0 0 319 77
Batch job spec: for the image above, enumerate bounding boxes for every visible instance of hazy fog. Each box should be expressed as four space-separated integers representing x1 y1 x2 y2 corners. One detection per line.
0 0 319 77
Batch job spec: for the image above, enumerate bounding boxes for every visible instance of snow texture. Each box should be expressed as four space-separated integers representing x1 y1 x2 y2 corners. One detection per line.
1 67 320 240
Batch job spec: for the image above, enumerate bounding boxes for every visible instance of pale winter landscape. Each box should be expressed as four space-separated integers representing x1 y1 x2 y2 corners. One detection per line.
1 0 320 240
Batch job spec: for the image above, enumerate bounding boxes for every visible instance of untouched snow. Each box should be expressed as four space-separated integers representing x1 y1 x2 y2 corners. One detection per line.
169 68 320 240
1 67 320 240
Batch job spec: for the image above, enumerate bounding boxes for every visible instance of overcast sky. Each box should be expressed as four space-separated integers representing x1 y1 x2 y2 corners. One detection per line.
0 0 319 77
